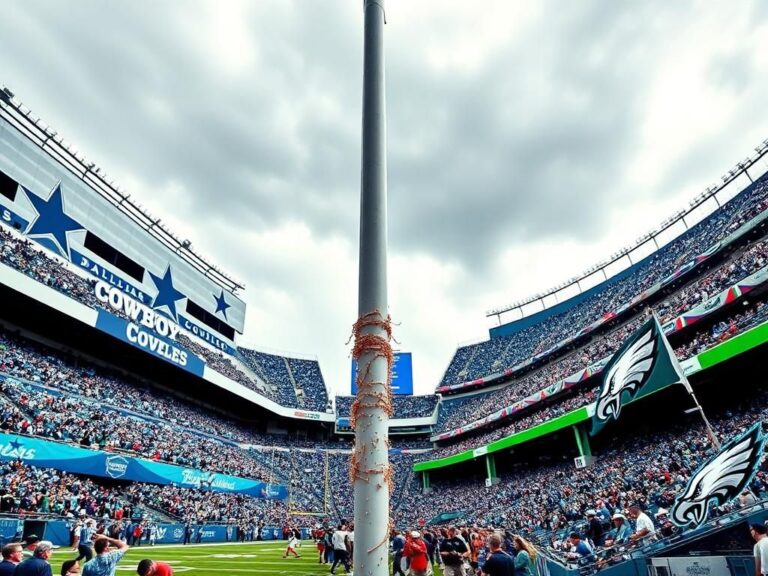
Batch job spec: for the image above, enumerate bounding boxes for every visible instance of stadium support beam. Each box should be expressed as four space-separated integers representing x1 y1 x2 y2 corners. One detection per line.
573 424 592 457
353 3 390 576
485 454 499 486
422 471 431 494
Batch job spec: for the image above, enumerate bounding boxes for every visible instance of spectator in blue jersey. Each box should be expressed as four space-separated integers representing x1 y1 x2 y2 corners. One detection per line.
81 535 128 576
604 513 631 547
480 533 514 576
0 543 22 576
13 540 54 576
75 519 96 562
565 533 594 566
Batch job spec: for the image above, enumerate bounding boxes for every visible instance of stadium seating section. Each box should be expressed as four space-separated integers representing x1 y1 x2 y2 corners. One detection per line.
334 394 438 419
2 160 768 573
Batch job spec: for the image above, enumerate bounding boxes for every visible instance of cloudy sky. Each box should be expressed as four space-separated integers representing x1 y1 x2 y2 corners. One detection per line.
1 1 767 397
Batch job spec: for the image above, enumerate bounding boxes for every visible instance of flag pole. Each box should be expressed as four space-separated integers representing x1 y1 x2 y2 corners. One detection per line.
352 3 391 576
650 309 721 450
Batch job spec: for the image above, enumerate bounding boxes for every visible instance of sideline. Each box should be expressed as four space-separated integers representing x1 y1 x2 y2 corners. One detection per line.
127 540 290 550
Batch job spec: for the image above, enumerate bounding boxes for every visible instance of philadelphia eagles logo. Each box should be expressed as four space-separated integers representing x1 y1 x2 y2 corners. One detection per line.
671 423 764 529
594 326 657 424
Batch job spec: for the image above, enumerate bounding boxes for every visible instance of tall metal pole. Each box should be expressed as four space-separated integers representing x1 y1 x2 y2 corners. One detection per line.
353 2 390 576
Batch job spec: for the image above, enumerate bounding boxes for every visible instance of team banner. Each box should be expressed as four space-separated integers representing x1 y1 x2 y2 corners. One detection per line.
0 432 288 499
671 423 764 529
94 308 205 376
591 316 684 436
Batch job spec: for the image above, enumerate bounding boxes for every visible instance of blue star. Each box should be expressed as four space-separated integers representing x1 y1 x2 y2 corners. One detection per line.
149 265 186 321
213 289 231 320
25 183 84 258
8 439 22 450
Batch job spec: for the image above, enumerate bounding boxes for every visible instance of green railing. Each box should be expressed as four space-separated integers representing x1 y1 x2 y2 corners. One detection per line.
414 318 768 473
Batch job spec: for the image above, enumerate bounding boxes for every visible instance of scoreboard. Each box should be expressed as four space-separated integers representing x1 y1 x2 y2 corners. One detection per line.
351 351 414 395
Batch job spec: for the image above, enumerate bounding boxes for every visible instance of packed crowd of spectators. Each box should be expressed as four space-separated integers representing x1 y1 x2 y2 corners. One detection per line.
0 327 341 481
440 174 768 386
335 395 439 419
0 229 101 309
237 348 303 407
327 451 421 522
0 461 140 519
399 395 768 538
288 450 328 514
0 377 278 480
125 482 288 525
435 236 768 436
0 226 332 412
655 238 768 323
431 295 768 460
287 358 331 411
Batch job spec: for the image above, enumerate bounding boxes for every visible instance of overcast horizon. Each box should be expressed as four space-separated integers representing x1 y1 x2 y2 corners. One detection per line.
1 1 767 398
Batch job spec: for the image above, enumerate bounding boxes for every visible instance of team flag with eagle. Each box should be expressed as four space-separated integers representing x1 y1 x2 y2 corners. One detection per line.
671 423 765 529
591 314 685 436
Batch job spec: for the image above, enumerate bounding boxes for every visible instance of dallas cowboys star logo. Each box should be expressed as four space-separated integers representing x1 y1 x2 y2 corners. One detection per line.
149 265 185 321
24 183 84 258
213 289 231 320
8 439 23 450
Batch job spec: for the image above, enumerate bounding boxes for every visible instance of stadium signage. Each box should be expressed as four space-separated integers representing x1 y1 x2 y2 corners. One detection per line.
95 281 180 340
105 455 128 479
0 440 36 460
76 252 148 303
293 410 322 420
0 203 29 231
179 315 233 355
181 469 236 491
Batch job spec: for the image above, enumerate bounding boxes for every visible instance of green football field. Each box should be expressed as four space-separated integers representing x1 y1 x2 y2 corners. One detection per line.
50 541 443 576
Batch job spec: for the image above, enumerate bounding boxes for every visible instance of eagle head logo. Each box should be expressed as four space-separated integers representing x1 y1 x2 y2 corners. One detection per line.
671 424 764 529
595 326 657 424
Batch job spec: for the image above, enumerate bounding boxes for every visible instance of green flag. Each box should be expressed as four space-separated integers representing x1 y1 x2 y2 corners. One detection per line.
591 315 684 436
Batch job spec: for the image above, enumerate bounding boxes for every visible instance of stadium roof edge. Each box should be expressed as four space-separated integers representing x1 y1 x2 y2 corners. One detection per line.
0 84 245 294
486 138 768 319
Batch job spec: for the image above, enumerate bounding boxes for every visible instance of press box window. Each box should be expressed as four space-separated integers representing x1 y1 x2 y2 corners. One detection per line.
83 232 145 282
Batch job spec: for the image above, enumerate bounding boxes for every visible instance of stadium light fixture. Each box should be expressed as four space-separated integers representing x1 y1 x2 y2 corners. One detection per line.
0 87 14 103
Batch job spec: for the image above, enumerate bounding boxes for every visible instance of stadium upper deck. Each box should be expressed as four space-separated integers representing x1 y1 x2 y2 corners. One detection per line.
0 91 334 420
438 162 768 392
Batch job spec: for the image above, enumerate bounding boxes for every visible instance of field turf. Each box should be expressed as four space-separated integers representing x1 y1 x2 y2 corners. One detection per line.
50 541 440 576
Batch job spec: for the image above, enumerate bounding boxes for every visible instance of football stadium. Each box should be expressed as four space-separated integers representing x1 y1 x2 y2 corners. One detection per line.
1 2 768 576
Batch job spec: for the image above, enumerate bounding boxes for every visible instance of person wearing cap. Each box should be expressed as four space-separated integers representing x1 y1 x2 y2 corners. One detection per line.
604 514 631 547
13 540 54 576
135 559 173 576
75 520 96 563
0 543 23 576
585 510 604 547
654 509 676 539
21 536 40 559
750 523 768 576
81 534 129 576
403 531 429 576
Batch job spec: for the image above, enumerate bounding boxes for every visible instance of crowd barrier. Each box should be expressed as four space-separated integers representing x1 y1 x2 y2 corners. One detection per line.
0 430 288 499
